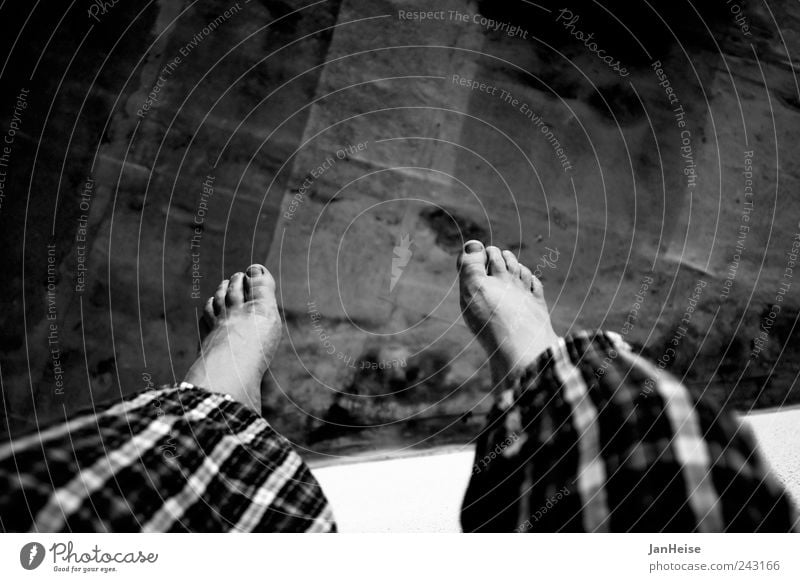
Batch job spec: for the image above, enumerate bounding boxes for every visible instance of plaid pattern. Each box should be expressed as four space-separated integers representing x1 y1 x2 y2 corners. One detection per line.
462 331 800 532
0 384 335 532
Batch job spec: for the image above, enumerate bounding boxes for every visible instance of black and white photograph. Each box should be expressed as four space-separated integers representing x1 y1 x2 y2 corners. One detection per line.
0 0 798 578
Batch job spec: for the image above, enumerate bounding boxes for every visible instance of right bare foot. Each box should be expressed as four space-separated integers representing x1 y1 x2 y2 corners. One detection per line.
184 265 282 413
457 241 559 382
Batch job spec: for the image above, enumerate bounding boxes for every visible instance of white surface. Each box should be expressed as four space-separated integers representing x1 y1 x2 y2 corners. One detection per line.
742 407 800 507
311 448 475 532
312 408 800 532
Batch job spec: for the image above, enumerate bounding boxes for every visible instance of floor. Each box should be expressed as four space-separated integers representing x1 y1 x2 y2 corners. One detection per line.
310 407 800 532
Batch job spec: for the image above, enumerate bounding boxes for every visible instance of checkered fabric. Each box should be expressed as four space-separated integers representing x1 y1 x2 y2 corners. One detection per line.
0 384 335 532
462 331 800 532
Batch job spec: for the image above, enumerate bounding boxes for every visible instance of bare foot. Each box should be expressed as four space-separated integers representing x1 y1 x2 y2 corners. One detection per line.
457 241 558 383
184 265 282 413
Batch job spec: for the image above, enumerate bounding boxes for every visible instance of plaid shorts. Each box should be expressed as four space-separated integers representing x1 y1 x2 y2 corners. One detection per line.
462 331 800 532
0 384 335 532
2 331 797 533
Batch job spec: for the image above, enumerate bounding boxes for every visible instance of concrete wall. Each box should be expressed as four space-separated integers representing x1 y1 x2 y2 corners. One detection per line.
2 0 799 454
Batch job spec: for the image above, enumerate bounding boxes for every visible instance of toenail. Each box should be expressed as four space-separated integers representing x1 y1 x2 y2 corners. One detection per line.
464 241 484 254
246 265 265 276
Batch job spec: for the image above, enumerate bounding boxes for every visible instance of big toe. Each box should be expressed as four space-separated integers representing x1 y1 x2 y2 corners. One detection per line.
457 240 488 285
244 264 277 302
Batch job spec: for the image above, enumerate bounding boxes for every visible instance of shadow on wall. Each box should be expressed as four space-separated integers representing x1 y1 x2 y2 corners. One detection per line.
479 0 748 64
478 0 759 125
308 345 486 448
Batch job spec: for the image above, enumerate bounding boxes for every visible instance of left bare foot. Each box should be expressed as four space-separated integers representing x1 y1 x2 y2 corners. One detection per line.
184 265 282 413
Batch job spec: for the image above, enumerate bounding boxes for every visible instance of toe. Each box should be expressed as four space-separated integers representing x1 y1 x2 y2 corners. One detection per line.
199 301 214 338
244 264 276 302
246 264 267 277
201 299 216 340
457 240 488 281
226 272 245 306
485 246 508 277
203 297 216 323
531 274 544 297
502 250 520 278
520 266 533 289
213 280 229 315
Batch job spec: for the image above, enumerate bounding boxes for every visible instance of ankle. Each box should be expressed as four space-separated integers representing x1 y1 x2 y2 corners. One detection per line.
183 357 263 414
491 331 559 384
489 349 534 387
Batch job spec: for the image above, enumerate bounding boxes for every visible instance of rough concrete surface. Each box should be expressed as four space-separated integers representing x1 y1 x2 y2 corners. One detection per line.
1 0 799 461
